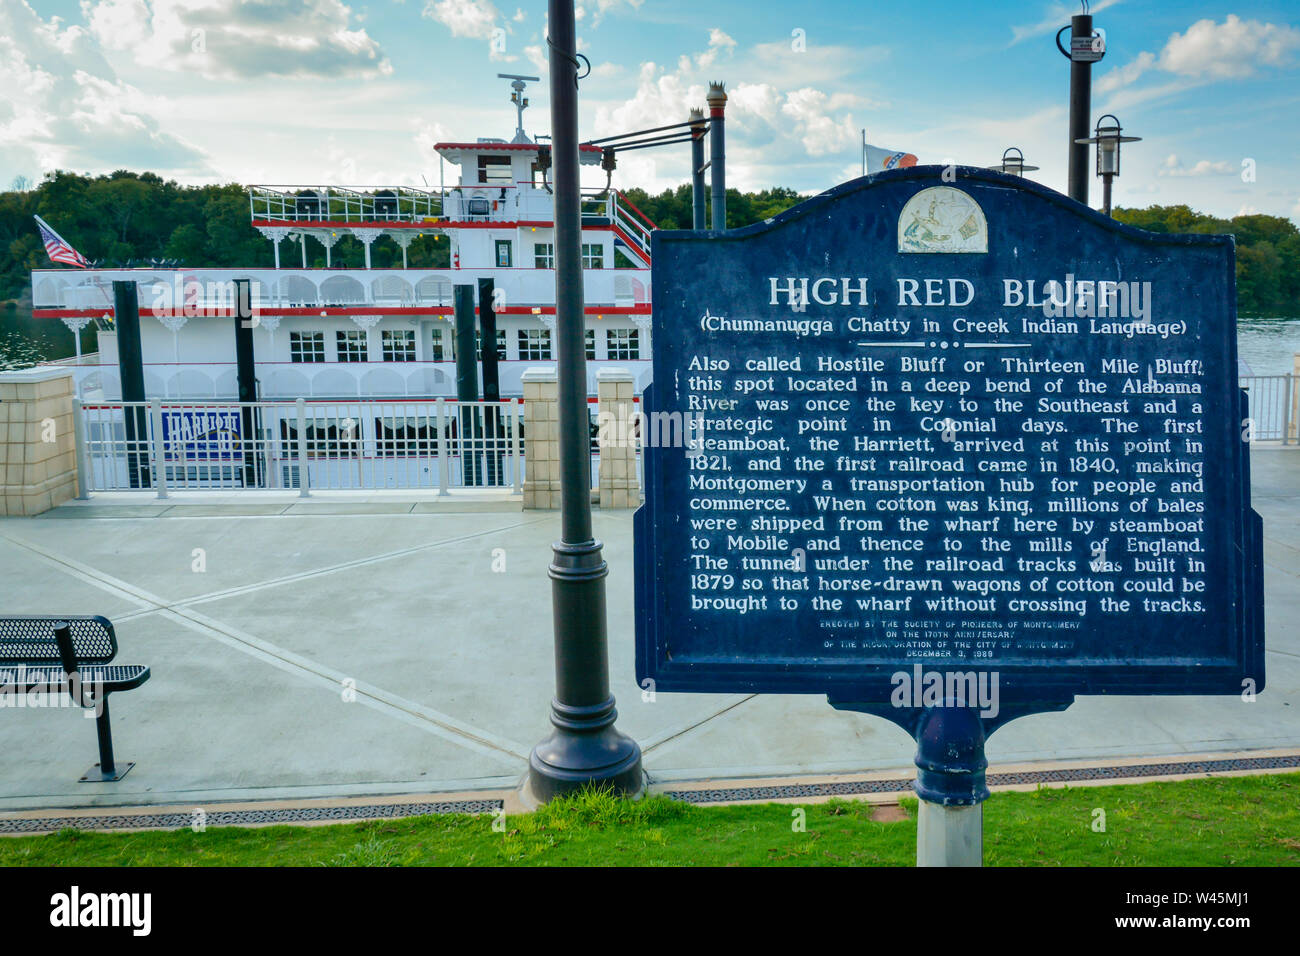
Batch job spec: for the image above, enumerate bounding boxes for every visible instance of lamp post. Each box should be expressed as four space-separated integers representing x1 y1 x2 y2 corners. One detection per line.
1057 10 1104 205
1075 114 1141 217
988 147 1039 177
526 0 644 804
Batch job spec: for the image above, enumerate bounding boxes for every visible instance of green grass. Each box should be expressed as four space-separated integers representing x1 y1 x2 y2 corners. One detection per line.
2 773 1297 867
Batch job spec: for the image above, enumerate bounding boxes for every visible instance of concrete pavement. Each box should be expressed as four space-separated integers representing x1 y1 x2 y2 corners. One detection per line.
0 448 1295 811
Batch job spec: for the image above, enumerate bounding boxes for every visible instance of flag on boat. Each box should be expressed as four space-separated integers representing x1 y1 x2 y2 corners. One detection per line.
33 214 90 268
863 144 918 173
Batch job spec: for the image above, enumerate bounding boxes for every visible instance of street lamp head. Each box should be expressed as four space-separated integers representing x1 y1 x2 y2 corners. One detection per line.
1075 113 1140 178
989 147 1040 177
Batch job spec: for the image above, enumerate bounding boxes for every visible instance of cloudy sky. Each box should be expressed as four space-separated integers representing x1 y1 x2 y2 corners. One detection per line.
2 0 1298 222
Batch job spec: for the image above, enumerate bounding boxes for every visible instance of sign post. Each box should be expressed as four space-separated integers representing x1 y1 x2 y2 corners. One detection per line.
635 167 1265 865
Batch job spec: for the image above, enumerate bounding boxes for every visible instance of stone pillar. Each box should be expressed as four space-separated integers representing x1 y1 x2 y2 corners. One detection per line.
1 366 79 516
522 366 560 510
597 367 638 509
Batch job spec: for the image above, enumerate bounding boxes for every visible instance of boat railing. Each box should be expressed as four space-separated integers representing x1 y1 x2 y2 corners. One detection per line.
248 185 445 224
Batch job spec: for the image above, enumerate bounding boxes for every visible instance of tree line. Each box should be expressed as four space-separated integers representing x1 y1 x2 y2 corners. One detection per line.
3 171 1297 315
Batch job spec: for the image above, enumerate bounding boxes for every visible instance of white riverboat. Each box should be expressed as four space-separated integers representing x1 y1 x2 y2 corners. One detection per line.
29 78 657 492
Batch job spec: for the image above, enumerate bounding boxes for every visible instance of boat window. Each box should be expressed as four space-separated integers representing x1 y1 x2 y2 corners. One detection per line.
607 328 640 360
381 329 417 362
290 331 326 364
337 330 368 363
478 155 512 185
518 328 552 361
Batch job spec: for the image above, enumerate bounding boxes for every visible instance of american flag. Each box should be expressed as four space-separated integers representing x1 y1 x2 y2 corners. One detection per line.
33 214 90 268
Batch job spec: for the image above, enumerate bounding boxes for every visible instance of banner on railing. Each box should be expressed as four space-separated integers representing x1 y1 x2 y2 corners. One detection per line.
160 409 242 462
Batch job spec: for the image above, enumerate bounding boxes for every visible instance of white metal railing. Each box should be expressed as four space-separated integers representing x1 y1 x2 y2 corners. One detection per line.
32 266 651 311
68 359 653 403
609 192 654 263
249 186 444 223
75 398 524 495
246 184 631 227
1240 374 1297 443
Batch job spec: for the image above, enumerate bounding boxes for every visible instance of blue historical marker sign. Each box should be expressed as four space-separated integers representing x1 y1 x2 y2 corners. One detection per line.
634 167 1264 703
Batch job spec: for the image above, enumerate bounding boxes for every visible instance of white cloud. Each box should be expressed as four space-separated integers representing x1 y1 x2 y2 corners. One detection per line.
82 0 152 50
590 31 881 192
524 44 548 75
698 28 735 70
0 0 211 182
1008 0 1123 47
575 0 642 28
1158 154 1236 177
423 0 500 39
1161 15 1300 78
1095 51 1155 94
1098 15 1300 95
781 88 863 156
428 0 628 54
80 0 392 79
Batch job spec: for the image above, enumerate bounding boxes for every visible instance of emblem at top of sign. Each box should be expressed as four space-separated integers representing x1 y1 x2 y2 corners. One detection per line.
898 186 988 254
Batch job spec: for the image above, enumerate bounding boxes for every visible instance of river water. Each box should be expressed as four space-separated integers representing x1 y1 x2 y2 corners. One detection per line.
3 307 1299 376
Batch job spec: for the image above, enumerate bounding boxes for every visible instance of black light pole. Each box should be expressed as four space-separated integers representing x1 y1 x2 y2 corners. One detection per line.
527 0 643 803
1061 12 1095 205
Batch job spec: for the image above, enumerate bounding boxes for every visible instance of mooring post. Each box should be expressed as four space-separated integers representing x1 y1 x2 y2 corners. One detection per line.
233 278 258 488
707 83 727 230
113 280 149 490
453 284 481 487
690 107 707 231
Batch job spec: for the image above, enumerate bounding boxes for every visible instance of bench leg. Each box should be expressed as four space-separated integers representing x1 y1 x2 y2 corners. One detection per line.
79 695 134 783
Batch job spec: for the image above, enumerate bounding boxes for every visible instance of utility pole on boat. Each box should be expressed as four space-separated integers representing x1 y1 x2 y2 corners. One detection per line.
525 0 643 804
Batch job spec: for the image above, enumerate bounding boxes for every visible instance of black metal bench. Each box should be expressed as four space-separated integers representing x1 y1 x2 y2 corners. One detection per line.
0 616 150 782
